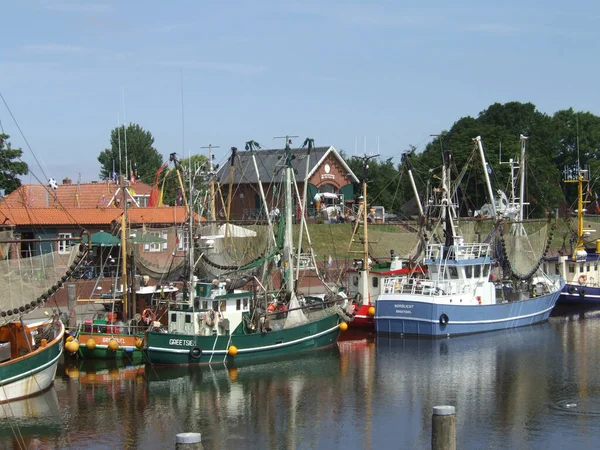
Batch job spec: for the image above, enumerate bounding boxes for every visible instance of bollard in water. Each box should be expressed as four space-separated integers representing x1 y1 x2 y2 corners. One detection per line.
175 432 203 450
432 405 456 450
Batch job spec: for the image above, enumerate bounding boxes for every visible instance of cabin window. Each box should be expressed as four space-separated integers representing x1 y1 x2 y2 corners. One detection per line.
474 266 481 278
587 264 591 272
448 267 459 279
465 266 472 278
569 264 575 273
352 275 358 286
243 298 249 309
555 264 560 275
185 314 191 324
595 264 598 271
171 313 177 322
220 301 226 312
212 301 218 311
58 233 72 254
483 265 490 278
202 301 208 310
372 277 378 288
236 299 241 310
580 265 584 273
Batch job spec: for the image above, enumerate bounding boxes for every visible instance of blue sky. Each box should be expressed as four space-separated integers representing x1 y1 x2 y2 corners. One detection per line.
1 1 599 183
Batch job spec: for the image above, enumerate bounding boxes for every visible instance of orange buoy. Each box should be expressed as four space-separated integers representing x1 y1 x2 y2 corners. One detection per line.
86 338 97 350
367 306 376 317
339 322 349 331
108 339 119 352
228 345 238 356
135 338 143 349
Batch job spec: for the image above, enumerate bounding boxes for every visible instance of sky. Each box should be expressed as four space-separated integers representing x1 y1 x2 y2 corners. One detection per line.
1 0 599 184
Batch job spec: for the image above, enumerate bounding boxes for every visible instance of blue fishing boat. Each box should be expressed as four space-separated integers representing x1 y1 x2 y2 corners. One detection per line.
545 168 600 305
375 136 564 337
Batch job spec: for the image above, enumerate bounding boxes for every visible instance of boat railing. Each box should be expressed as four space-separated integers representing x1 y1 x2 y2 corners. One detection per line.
381 276 477 296
426 242 491 261
81 320 147 335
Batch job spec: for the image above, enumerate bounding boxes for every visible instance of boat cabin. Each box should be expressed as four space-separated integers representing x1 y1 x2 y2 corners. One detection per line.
167 281 252 336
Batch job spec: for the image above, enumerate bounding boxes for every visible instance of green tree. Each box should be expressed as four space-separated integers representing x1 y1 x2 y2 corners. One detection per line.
160 153 210 207
98 124 163 184
0 134 28 196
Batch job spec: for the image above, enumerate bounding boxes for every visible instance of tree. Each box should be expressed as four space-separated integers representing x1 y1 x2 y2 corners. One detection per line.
97 124 163 184
159 153 211 207
0 134 28 196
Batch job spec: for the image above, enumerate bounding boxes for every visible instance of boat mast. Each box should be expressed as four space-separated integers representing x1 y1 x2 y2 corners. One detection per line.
356 154 378 306
473 136 498 219
402 152 424 217
200 144 220 222
120 175 129 320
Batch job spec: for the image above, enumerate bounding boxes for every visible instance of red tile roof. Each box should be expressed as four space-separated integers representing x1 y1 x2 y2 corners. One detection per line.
0 207 200 226
1 181 152 209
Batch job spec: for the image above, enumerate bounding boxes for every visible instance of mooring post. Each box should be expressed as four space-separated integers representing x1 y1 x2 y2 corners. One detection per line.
66 283 77 330
175 432 203 450
432 405 456 450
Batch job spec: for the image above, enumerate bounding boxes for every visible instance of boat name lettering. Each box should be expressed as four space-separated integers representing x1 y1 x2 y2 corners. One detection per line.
393 304 414 308
100 337 127 345
169 338 195 347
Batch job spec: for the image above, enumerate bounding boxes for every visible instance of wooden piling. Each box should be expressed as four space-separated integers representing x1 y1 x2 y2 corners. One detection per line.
175 432 203 450
67 283 77 330
432 405 456 450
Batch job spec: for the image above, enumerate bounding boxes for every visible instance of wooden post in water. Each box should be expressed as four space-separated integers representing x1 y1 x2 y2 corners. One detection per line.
175 432 203 450
67 283 77 330
432 405 456 450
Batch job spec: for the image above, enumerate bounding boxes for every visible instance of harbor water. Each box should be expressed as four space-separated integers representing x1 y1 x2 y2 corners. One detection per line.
2 306 600 449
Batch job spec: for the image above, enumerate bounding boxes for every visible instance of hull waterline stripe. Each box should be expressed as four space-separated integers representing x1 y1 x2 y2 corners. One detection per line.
147 324 340 356
0 342 63 386
377 304 555 325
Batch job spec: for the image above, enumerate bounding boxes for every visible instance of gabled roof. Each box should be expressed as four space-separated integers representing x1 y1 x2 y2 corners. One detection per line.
217 146 359 184
1 180 152 209
0 207 198 227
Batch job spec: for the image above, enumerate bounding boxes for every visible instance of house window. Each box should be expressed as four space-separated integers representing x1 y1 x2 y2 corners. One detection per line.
58 233 72 254
134 195 149 207
144 231 168 252
177 228 190 251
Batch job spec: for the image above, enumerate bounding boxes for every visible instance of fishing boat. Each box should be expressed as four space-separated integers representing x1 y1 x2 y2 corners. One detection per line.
143 138 350 366
375 136 564 337
70 179 181 362
0 230 89 402
544 168 600 305
345 154 425 329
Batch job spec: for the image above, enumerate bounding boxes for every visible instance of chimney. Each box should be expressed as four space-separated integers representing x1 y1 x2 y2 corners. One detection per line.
63 177 72 185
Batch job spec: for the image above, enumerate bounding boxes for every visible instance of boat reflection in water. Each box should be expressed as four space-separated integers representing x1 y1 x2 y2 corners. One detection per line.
0 387 61 450
375 315 600 449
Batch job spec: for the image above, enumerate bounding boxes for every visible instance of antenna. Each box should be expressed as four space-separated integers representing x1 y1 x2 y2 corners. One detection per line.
122 89 128 184
181 69 185 156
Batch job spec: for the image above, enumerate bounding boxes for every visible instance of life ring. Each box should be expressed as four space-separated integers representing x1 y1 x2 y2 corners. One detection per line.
579 275 587 285
190 346 202 359
142 308 156 325
439 313 449 326
205 310 216 327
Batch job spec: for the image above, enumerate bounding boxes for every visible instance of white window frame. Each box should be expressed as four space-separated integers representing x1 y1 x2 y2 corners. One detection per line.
58 233 72 254
144 231 168 252
177 228 190 251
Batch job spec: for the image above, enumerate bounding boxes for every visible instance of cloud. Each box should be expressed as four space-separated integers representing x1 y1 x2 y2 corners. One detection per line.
158 61 267 76
21 44 90 55
467 23 519 36
43 3 113 13
283 3 416 28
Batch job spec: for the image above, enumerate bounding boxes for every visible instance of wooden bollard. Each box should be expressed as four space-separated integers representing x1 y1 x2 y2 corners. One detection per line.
432 405 456 450
175 432 203 450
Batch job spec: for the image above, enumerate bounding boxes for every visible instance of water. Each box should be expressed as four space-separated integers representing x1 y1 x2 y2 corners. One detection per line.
3 307 600 449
